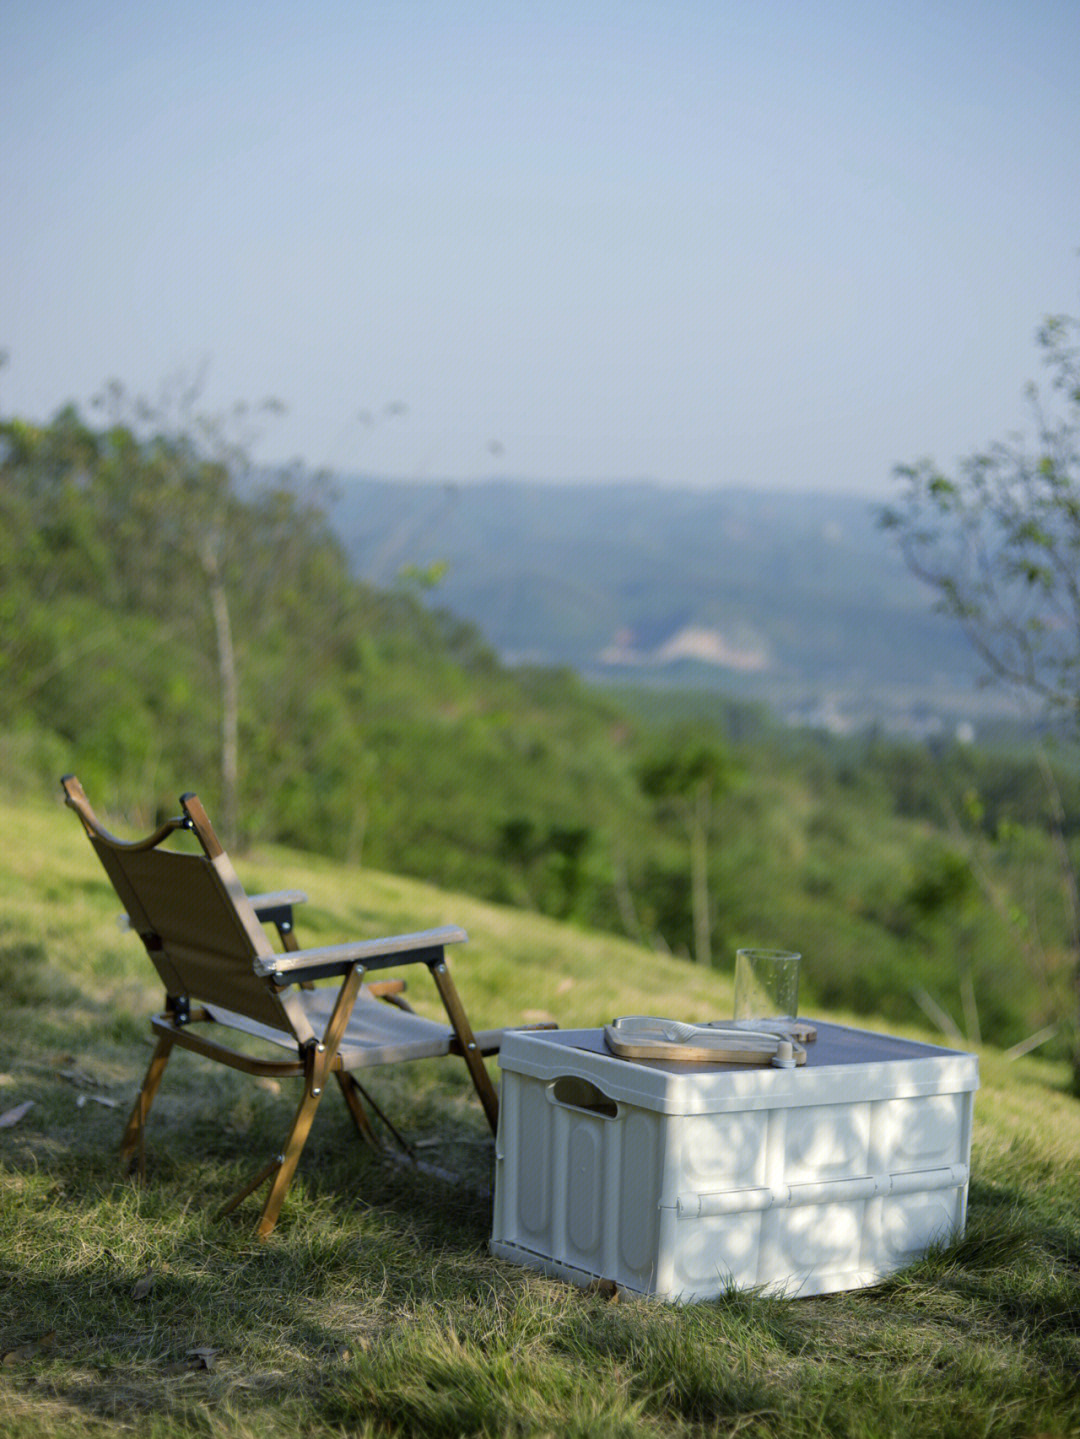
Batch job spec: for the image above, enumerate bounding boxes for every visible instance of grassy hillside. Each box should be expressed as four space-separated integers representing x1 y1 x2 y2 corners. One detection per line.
2 792 1078 1438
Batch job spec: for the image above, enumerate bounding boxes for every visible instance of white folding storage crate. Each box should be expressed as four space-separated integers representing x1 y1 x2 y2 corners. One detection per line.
491 1022 978 1301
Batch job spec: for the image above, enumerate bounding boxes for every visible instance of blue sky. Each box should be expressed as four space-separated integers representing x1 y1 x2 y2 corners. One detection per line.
3 0 1078 494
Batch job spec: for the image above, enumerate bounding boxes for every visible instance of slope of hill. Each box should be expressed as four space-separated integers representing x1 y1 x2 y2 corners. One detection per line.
326 478 1019 736
1 790 1077 1439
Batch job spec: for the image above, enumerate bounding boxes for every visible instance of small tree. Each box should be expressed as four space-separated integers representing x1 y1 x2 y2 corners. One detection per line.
637 738 730 967
93 377 286 847
881 312 1080 1093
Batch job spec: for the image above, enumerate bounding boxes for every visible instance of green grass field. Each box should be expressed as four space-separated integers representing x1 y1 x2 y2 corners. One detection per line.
1 792 1078 1438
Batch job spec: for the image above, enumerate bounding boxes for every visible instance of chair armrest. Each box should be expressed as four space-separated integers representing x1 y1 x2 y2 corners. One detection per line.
254 925 468 982
249 890 309 913
249 890 309 955
367 978 408 998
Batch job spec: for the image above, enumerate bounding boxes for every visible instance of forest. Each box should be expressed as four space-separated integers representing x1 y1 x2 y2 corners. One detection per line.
3 401 1079 1080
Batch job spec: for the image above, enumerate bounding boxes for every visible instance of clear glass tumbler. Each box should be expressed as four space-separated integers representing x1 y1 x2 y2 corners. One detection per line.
733 948 801 1024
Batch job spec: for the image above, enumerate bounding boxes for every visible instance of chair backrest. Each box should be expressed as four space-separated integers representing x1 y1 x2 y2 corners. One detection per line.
62 776 296 1035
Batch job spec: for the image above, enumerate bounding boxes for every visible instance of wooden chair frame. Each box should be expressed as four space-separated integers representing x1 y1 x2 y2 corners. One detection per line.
62 775 530 1237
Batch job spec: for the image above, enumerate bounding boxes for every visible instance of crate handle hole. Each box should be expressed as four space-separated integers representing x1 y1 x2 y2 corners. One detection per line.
549 1076 618 1118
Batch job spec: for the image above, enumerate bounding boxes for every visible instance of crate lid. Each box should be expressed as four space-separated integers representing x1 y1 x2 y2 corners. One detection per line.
497 1021 979 1114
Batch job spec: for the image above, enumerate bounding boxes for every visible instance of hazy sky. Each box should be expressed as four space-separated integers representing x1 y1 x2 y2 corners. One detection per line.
3 0 1078 495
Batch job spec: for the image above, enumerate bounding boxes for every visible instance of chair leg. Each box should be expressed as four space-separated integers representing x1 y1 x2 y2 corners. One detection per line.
334 1071 380 1148
336 1071 467 1188
336 1069 417 1156
254 1059 327 1239
223 1068 376 1237
120 1033 176 1176
216 1153 285 1221
429 959 500 1133
251 969 364 1238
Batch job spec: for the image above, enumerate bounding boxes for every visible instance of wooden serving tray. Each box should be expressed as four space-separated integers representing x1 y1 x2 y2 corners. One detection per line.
604 1016 807 1065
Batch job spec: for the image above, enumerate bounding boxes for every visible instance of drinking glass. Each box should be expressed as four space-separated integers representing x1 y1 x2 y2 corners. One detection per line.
733 948 801 1024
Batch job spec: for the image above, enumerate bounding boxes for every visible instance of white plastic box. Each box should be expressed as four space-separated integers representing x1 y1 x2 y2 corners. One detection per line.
491 1022 978 1301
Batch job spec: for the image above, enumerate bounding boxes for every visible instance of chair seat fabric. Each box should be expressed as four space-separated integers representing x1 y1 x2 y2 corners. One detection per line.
203 986 455 1066
304 986 454 1066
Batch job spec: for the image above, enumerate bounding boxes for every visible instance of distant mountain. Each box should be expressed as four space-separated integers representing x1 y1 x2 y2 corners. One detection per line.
322 477 1019 736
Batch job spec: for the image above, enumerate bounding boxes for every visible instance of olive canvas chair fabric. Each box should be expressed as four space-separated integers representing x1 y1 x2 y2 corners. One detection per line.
62 775 533 1237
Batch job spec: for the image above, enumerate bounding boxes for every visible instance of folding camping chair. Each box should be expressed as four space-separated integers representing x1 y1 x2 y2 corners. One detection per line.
62 775 540 1236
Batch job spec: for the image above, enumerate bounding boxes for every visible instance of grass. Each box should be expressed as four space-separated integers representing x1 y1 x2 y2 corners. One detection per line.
1 790 1079 1438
